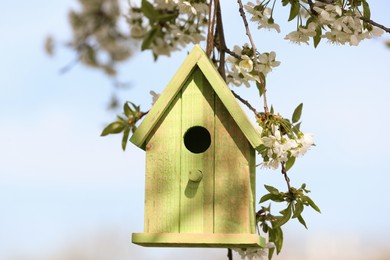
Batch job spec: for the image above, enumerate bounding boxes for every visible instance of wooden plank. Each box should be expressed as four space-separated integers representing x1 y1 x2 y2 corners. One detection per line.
197 53 263 149
214 93 253 234
131 44 262 150
249 148 257 233
144 94 181 233
132 233 265 248
180 67 214 234
130 46 202 149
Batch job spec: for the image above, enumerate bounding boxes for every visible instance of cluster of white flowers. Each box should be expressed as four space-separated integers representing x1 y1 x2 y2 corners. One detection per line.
245 1 281 33
233 243 275 260
226 44 280 88
259 124 314 170
234 247 267 260
244 1 383 46
127 0 208 56
285 2 383 46
284 23 317 45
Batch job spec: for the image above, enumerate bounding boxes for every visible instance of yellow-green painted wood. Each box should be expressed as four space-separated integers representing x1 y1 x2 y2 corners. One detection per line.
131 45 264 248
214 94 255 234
132 233 265 248
180 68 214 234
130 45 262 151
144 94 181 233
196 53 262 149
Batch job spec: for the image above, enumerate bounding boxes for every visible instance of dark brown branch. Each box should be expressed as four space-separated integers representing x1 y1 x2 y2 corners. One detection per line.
206 0 216 56
359 16 390 34
215 0 226 81
231 90 258 116
281 163 291 192
227 248 233 260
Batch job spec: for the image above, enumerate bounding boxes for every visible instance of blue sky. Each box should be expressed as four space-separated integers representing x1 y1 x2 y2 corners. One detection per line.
1 1 390 259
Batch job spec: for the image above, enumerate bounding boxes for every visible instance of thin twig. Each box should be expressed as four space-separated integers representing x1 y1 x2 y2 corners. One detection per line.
59 56 80 74
359 16 390 33
227 248 233 260
236 0 269 113
213 2 259 120
281 163 291 192
231 90 258 116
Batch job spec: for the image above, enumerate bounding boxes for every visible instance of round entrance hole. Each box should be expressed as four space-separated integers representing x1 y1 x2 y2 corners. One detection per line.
183 126 211 154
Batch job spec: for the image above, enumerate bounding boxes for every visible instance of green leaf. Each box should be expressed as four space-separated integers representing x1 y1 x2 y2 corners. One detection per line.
141 28 158 51
262 223 269 233
297 215 308 229
270 105 274 114
268 247 275 260
292 122 301 135
121 127 131 151
288 1 300 22
274 204 292 228
101 122 125 136
313 26 322 48
124 102 132 118
292 103 303 123
260 193 284 203
260 193 274 203
264 185 280 195
130 102 140 112
141 0 159 21
303 195 321 213
292 200 304 218
285 156 296 172
116 115 126 123
362 1 370 19
269 226 284 254
158 12 178 22
256 144 268 154
256 77 266 97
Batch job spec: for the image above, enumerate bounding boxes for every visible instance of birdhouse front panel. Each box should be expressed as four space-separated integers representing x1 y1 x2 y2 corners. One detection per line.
213 92 256 235
139 67 256 244
143 93 182 234
131 45 264 248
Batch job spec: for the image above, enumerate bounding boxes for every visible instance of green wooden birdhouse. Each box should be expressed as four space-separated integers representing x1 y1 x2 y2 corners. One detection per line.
130 45 265 248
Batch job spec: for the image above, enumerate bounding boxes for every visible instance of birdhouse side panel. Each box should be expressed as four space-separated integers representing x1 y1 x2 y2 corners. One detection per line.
180 68 214 234
214 94 256 234
144 94 182 234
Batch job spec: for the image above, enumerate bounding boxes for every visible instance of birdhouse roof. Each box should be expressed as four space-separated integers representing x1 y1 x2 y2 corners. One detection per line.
130 45 262 150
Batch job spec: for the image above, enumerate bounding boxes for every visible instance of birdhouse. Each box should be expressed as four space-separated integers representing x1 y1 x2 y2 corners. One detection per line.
130 45 265 248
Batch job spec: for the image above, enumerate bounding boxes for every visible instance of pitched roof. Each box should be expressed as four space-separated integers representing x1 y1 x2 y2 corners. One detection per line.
130 45 262 150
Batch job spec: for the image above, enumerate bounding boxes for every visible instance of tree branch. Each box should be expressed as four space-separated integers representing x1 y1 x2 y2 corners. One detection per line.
359 16 390 34
227 248 233 260
231 90 258 116
236 0 269 113
215 0 226 81
281 163 291 192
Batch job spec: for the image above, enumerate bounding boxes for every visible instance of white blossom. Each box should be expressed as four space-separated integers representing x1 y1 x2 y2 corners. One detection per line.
284 24 316 45
130 25 145 38
234 243 275 260
239 55 254 73
257 51 280 75
245 2 280 33
178 1 197 15
150 90 160 105
258 122 314 170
